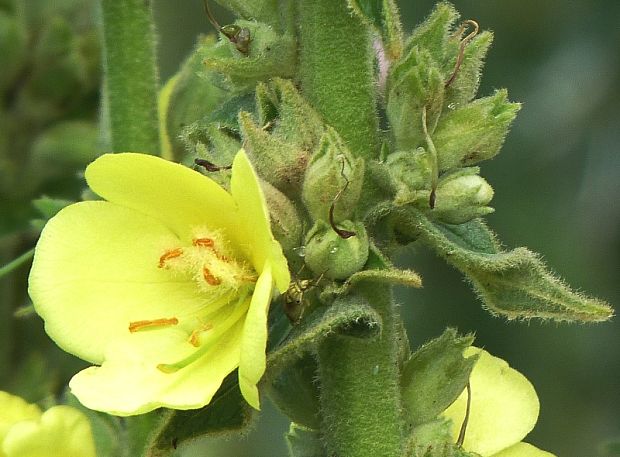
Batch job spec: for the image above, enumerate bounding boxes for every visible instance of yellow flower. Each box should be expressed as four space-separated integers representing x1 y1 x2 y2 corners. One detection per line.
442 348 557 457
29 150 290 416
0 391 96 457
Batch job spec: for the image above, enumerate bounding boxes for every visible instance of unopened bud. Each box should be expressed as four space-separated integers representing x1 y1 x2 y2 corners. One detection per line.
386 148 433 205
302 127 364 223
260 180 303 257
434 89 520 171
304 220 369 280
431 168 494 224
387 46 445 150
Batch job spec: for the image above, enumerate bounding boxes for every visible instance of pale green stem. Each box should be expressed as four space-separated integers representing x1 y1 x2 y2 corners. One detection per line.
99 0 161 154
298 0 380 160
298 2 403 454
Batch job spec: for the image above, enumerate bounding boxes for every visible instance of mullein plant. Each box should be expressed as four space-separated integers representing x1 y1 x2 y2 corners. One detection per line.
0 0 613 456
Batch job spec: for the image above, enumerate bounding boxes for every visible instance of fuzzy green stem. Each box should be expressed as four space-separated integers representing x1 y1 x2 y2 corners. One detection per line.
298 0 379 160
99 0 160 154
0 248 34 279
317 283 403 457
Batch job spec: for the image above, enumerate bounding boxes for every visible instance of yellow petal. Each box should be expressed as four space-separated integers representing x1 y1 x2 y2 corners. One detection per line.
2 406 96 457
0 391 41 447
70 321 244 416
442 348 540 456
492 442 557 457
85 153 237 243
230 150 290 292
238 265 273 409
29 201 211 364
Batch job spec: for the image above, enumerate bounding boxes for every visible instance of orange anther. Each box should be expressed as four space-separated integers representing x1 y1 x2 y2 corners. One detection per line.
193 237 215 247
158 248 183 268
129 317 179 333
188 323 214 347
202 266 221 286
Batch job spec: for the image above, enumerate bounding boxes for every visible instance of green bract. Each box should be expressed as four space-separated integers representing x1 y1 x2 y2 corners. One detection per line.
0 391 96 457
442 348 556 457
29 150 290 415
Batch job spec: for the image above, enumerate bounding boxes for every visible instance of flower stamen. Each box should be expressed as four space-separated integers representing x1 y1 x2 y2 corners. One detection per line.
193 237 230 261
158 248 183 268
129 317 179 333
192 237 214 247
188 323 214 347
202 266 222 286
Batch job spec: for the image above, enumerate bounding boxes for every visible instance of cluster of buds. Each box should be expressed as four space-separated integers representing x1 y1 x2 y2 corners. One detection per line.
384 3 520 225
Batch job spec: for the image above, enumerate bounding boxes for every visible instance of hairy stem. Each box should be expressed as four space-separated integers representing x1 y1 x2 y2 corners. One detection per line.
298 0 379 160
317 284 403 457
99 0 161 153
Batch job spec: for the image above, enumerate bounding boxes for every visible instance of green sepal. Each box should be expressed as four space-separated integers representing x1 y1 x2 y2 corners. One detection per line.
401 329 478 427
404 419 479 457
255 81 279 127
347 0 404 60
213 0 280 28
286 423 327 457
434 89 521 170
261 179 304 256
411 212 614 322
268 78 325 152
239 110 308 192
404 2 458 59
144 373 253 455
203 21 296 91
267 295 382 373
302 127 365 223
386 148 433 205
387 46 445 150
443 31 493 108
267 355 321 429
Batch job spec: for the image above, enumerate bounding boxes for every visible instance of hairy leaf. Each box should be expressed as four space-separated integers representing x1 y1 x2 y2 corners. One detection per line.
411 211 613 322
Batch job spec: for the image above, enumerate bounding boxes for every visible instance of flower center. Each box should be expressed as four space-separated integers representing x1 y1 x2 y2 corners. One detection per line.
128 228 258 371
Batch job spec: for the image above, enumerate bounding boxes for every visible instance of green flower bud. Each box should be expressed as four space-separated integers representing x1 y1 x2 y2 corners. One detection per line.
430 168 494 224
387 46 444 150
304 220 369 280
443 31 493 108
302 127 364 223
404 3 459 60
239 111 309 193
434 89 521 170
386 148 433 205
260 179 303 257
0 11 27 92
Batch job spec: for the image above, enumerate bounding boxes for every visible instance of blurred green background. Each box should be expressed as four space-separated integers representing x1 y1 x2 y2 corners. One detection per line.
1 1 618 456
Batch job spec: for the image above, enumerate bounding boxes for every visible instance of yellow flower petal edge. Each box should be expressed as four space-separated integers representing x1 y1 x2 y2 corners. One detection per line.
442 347 540 456
29 149 290 415
2 405 97 457
0 391 42 444
0 392 96 457
492 442 557 457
